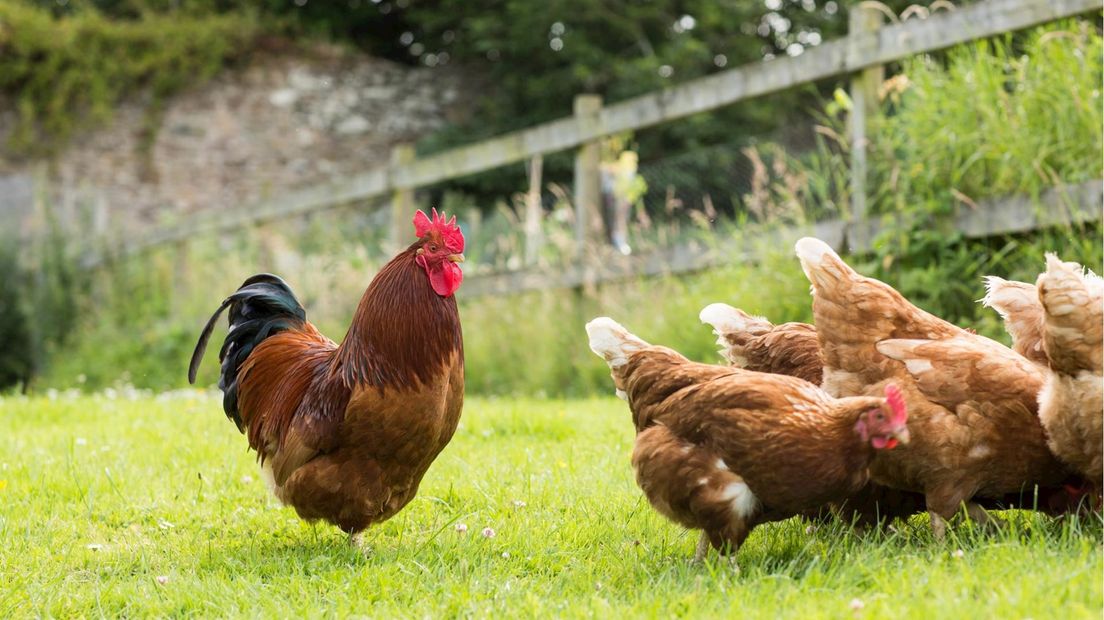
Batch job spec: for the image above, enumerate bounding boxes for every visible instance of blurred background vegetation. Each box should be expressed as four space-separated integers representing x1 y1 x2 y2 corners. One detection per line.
0 0 1100 396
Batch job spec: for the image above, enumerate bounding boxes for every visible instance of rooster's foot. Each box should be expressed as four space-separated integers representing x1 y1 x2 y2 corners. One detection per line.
929 511 948 541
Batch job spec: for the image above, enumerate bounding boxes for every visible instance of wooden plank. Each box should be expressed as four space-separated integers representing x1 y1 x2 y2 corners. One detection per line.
848 180 1104 250
849 5 884 225
463 181 1102 298
462 219 847 297
573 95 604 264
86 167 390 265
388 143 416 252
955 180 1103 237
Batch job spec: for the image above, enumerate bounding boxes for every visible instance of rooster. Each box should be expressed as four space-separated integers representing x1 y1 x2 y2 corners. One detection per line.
795 237 1070 538
188 209 466 543
586 317 909 563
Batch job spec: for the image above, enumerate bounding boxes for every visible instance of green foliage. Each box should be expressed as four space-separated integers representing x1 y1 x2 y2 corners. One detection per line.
0 205 85 391
1 392 1101 616
0 0 258 154
868 21 1103 217
0 241 33 390
860 21 1103 325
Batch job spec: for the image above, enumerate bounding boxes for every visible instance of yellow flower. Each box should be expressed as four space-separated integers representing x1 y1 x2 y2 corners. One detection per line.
0 480 8 491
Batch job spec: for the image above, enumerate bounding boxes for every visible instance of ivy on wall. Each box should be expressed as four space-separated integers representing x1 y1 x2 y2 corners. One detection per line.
0 2 258 156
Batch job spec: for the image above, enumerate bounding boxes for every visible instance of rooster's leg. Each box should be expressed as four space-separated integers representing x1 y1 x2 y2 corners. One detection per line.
693 531 710 563
928 511 948 541
964 502 990 525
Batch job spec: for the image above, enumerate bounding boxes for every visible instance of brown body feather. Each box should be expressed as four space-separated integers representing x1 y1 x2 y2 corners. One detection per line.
231 245 464 533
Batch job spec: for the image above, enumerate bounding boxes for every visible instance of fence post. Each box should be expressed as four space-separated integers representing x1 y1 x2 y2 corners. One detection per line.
525 154 544 265
389 142 416 251
848 4 884 239
573 95 604 262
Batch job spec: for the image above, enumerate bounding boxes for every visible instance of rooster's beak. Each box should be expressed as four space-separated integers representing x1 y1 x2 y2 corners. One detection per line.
448 253 465 263
893 427 911 445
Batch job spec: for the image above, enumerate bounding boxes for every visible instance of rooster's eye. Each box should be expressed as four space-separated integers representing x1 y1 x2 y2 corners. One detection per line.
429 244 439 252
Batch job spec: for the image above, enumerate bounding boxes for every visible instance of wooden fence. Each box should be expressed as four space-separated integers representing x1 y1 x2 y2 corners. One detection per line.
85 0 1104 295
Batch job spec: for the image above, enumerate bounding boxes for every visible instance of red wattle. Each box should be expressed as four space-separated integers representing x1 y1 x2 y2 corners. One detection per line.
428 261 463 297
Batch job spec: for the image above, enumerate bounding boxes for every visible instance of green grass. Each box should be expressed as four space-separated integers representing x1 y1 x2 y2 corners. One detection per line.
1 391 1100 618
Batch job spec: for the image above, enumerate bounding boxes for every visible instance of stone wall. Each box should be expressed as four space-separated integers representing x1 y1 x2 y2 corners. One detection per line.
0 47 470 233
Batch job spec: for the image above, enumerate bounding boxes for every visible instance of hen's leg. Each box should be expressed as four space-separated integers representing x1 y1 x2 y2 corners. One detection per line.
348 531 369 552
925 486 971 541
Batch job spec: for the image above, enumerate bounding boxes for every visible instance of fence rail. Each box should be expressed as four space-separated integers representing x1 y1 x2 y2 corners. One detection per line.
84 0 1104 289
463 180 1104 297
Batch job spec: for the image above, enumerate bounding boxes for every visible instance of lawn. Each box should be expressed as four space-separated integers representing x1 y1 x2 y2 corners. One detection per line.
1 390 1100 618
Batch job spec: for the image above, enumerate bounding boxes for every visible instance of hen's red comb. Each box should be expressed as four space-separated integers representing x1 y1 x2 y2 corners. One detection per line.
413 208 464 253
884 383 907 424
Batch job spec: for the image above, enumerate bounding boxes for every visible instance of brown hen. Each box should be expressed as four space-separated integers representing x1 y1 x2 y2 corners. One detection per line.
586 317 909 563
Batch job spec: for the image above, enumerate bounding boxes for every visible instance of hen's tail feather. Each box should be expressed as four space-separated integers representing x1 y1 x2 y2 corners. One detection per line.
699 303 771 366
188 274 307 428
585 317 649 369
794 237 852 290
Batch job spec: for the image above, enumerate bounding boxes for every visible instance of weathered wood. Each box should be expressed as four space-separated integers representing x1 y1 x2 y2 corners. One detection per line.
86 0 1100 264
848 4 884 228
573 95 604 263
525 154 544 265
463 181 1103 298
389 143 416 252
848 180 1104 251
463 220 848 298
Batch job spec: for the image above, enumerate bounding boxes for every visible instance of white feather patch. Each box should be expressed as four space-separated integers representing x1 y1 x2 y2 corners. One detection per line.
720 480 759 520
968 444 992 459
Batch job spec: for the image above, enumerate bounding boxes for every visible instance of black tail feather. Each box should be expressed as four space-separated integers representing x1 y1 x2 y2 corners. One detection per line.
188 297 232 385
188 274 307 428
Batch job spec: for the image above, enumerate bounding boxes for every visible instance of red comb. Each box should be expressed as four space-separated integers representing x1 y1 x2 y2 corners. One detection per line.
413 208 465 253
884 383 907 424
